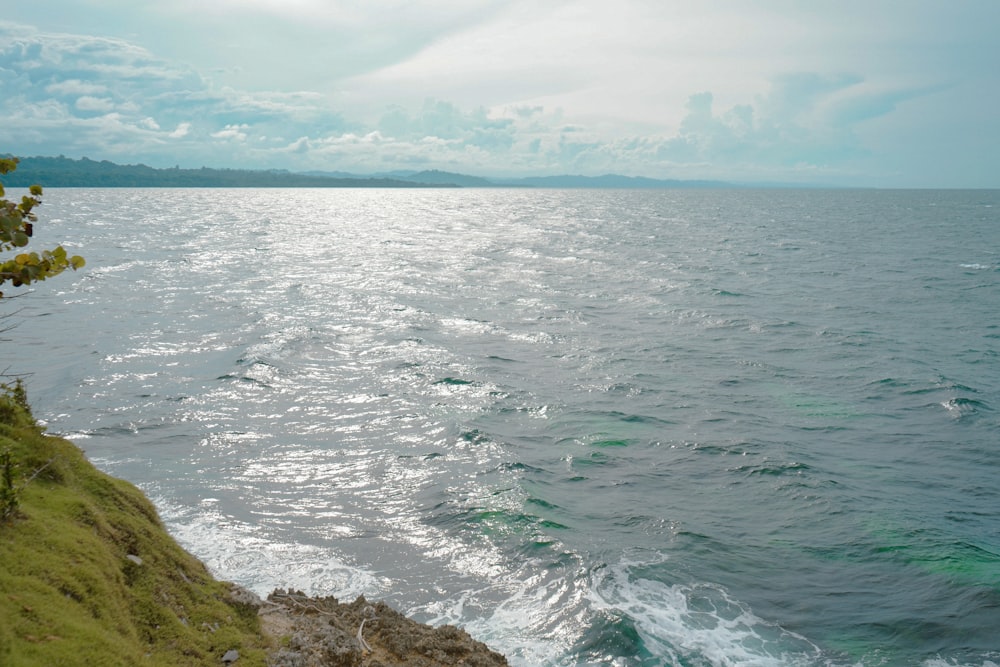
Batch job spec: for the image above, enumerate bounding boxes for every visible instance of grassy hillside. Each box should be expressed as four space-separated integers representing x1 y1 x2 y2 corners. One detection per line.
0 383 269 666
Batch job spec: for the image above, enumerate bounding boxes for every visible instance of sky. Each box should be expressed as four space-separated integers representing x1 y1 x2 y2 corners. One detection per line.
2 1 999 187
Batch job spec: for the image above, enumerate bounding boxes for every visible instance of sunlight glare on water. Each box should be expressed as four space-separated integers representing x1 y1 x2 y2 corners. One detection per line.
12 187 1000 666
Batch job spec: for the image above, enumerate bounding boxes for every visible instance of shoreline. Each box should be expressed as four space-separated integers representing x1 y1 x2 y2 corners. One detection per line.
0 388 508 666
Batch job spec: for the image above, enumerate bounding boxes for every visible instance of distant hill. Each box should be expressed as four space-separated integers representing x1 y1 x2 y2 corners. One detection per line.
310 170 732 189
502 174 730 188
2 155 737 189
2 156 453 188
303 169 501 187
397 170 498 187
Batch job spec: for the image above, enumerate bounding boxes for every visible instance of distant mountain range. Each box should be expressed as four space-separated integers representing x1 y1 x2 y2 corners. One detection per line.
305 168 734 189
2 155 739 189
1 156 446 188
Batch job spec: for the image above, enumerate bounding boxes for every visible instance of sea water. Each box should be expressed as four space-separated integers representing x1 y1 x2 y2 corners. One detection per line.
7 187 1000 666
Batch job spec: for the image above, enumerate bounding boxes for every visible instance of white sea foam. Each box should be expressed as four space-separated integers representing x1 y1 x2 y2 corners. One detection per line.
588 557 824 667
419 586 577 666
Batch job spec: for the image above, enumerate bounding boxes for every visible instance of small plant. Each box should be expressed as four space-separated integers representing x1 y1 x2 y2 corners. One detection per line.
0 446 54 524
0 378 30 427
1 447 19 522
0 381 53 523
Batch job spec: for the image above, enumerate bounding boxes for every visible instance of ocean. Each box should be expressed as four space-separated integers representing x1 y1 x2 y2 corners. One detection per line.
8 187 1000 666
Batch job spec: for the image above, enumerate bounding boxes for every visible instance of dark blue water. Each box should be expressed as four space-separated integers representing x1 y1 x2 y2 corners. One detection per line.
8 188 1000 666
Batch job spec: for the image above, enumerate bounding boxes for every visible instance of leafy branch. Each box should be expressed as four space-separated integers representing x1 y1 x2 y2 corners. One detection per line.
1 156 85 299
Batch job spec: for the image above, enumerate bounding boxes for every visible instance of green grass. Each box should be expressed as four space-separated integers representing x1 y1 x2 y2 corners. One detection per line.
0 385 269 666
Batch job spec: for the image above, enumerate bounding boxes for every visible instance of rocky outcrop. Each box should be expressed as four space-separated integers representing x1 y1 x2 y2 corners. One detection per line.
244 589 508 667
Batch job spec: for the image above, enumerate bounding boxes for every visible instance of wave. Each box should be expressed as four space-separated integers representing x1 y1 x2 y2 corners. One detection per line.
586 556 825 667
941 396 991 419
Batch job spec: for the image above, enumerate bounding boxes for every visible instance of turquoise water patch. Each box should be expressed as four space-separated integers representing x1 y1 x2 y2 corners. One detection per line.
570 609 650 665
525 496 558 510
465 507 569 537
571 452 612 468
863 518 1000 588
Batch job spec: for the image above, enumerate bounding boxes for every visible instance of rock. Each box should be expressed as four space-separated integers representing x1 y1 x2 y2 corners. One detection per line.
125 554 142 566
221 648 240 664
228 584 264 610
259 591 508 667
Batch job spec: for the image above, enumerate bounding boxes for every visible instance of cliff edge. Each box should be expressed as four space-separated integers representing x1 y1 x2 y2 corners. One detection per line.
0 386 507 666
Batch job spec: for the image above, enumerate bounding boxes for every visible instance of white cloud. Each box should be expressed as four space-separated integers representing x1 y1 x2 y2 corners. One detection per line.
46 79 108 96
76 95 115 112
211 124 250 141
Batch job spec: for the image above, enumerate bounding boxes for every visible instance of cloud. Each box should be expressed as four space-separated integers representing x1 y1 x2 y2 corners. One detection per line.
45 79 107 95
168 123 191 139
75 95 115 112
643 73 946 175
1 2 997 186
51 0 517 94
211 124 249 142
0 22 352 166
377 99 515 150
